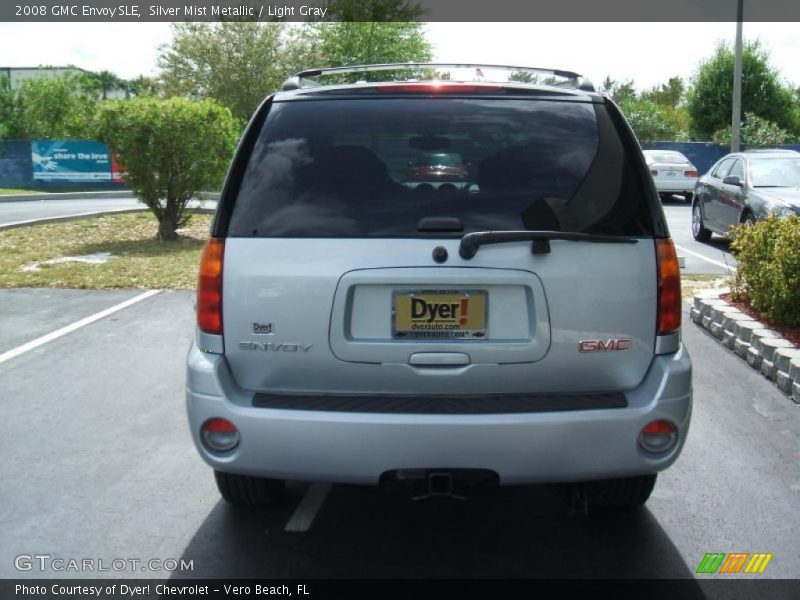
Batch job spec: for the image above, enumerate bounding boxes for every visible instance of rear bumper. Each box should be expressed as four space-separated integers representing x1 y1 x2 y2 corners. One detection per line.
654 178 696 194
186 343 692 485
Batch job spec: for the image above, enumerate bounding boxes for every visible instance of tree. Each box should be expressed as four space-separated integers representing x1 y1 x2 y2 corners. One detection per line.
158 22 317 122
599 76 636 104
619 98 687 143
13 73 98 139
95 97 238 241
313 22 431 78
640 76 684 109
711 112 795 148
686 40 797 140
0 75 22 140
87 70 125 100
126 75 160 97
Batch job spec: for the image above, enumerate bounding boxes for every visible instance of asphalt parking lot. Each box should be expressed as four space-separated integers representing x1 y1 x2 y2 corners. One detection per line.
1 287 799 583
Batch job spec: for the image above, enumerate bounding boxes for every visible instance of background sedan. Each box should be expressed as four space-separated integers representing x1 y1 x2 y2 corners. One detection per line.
644 150 699 202
691 149 800 242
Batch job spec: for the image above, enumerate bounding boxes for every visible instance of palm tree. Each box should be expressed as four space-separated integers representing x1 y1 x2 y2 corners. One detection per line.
93 70 123 100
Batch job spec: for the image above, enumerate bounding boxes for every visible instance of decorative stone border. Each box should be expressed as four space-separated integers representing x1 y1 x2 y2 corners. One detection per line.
691 290 800 405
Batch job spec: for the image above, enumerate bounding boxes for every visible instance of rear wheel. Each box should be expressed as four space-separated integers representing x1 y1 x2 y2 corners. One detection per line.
214 470 285 507
588 474 657 509
692 202 712 242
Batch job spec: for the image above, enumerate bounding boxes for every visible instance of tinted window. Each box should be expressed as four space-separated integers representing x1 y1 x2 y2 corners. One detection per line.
228 98 653 237
750 157 800 187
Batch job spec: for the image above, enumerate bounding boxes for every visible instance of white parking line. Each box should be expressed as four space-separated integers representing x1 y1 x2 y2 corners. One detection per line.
284 483 332 532
674 244 737 273
0 289 162 365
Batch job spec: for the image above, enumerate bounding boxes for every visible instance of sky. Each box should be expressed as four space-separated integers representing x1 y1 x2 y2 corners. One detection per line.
1 22 799 91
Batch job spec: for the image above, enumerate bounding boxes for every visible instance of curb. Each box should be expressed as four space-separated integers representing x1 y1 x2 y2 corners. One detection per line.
0 191 221 203
0 208 147 231
0 191 135 203
0 206 216 232
691 290 800 404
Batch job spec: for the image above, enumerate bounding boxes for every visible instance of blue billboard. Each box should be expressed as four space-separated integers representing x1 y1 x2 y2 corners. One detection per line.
31 140 112 182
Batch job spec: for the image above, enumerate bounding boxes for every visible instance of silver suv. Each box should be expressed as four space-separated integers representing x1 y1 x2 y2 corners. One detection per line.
186 64 692 510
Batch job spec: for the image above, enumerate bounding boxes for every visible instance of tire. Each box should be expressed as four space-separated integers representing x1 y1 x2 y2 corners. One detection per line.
692 202 712 242
588 474 657 509
214 470 285 507
742 212 757 226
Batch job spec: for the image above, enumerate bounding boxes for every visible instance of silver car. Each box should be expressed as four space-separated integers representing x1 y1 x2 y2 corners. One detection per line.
186 63 692 510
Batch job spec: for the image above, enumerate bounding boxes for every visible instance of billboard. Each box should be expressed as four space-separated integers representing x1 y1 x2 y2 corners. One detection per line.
31 140 113 182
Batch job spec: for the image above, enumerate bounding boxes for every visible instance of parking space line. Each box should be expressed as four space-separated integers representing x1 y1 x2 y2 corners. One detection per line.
674 244 736 272
284 483 332 532
0 289 162 365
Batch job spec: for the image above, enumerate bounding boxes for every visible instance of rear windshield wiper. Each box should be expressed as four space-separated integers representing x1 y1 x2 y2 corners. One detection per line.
459 230 639 259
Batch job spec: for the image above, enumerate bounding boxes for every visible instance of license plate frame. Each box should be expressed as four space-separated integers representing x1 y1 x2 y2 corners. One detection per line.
392 289 488 340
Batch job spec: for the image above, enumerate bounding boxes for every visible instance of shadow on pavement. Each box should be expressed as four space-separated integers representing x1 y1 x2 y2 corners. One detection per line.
172 482 703 582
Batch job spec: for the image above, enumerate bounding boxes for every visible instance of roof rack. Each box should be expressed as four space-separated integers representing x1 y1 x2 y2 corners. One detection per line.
280 62 595 92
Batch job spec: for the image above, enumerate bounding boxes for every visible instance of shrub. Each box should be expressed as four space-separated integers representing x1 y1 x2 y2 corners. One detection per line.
95 97 238 241
730 215 800 325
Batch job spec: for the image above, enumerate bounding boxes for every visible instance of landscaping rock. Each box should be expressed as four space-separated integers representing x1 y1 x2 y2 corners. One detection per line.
693 293 798 404
734 320 763 344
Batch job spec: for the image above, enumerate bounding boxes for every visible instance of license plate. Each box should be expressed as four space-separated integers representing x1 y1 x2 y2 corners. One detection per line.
392 289 487 339
665 170 678 177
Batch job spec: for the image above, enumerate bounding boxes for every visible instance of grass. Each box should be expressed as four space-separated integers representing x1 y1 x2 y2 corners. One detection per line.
681 273 730 300
0 212 212 289
0 188 41 196
0 215 735 294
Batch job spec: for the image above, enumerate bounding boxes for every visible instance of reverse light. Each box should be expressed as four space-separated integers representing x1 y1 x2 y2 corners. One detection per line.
197 238 225 334
656 238 681 335
201 418 240 453
638 420 678 454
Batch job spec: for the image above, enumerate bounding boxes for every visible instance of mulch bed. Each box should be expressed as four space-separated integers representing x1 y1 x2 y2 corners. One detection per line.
720 293 800 347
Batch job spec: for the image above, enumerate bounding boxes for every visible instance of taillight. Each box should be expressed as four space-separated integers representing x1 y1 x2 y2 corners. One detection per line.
650 169 658 176
197 238 224 334
684 170 699 178
656 238 681 335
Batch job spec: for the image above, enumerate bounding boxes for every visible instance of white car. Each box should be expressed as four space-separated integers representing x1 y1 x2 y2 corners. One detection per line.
643 150 699 202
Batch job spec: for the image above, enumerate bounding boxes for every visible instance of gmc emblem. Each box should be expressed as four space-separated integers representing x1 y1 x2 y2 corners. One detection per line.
578 338 632 353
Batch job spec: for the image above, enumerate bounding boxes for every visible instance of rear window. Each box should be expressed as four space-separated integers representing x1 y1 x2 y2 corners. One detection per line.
646 151 689 164
227 98 654 237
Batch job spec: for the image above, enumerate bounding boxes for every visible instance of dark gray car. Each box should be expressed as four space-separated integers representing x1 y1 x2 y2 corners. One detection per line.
692 149 800 242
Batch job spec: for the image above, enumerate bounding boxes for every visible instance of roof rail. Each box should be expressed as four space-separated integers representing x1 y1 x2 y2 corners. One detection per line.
280 62 594 92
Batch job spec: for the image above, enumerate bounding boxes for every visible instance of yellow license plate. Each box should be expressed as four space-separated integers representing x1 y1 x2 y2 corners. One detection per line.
393 290 487 339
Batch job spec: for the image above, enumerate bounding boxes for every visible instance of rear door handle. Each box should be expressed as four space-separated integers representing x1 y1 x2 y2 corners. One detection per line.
409 352 470 366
